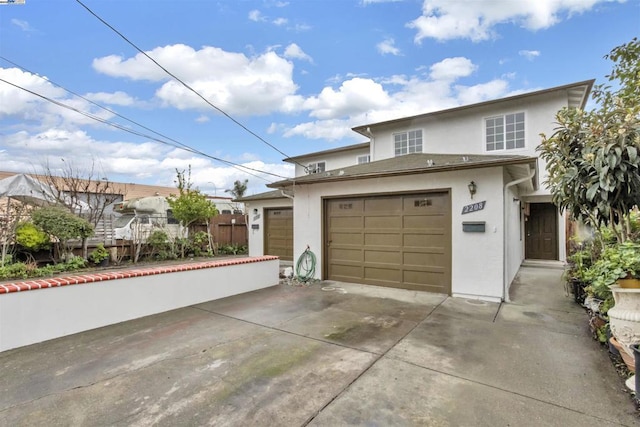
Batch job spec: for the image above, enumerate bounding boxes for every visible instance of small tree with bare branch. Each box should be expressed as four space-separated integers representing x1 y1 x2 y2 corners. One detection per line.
39 159 122 258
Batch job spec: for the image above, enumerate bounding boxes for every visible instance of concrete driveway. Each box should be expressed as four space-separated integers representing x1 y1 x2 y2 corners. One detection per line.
0 266 637 426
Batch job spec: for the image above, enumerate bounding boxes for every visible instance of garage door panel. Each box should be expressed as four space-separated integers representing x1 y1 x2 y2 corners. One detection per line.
265 208 293 261
330 247 362 262
328 199 363 213
403 215 446 229
403 271 447 292
330 232 362 245
403 194 448 211
330 263 363 280
403 251 445 267
364 266 401 283
364 249 402 264
365 197 402 212
330 216 362 229
326 192 451 294
364 216 402 228
364 233 401 246
403 233 447 248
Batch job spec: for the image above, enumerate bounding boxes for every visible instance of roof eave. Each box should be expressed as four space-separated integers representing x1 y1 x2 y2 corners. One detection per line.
268 157 537 189
352 79 596 133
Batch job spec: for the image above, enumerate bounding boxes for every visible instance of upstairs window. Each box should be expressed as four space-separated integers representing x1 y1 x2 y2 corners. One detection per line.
357 155 370 164
485 112 525 151
394 130 422 156
307 161 326 174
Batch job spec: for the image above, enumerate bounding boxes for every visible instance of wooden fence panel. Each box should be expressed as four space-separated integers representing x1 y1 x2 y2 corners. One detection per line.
210 214 247 246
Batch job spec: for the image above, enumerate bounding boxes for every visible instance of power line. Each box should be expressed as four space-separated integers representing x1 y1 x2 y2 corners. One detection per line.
0 77 290 182
75 0 308 172
0 56 286 183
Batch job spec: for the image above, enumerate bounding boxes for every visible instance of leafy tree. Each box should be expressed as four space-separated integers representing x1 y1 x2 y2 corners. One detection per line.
225 179 248 199
167 168 218 257
168 167 218 230
32 206 94 262
539 38 640 242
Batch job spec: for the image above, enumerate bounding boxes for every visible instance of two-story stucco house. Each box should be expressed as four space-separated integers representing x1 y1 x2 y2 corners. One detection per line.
240 79 594 302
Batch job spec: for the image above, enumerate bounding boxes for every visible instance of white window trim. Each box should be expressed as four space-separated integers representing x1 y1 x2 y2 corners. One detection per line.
393 129 423 157
356 154 370 164
484 111 526 153
307 161 326 174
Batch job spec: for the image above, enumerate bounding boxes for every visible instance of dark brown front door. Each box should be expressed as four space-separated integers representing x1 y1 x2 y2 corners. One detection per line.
525 203 558 260
264 208 293 261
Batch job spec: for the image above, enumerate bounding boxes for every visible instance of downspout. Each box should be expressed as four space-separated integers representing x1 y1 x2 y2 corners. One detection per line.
364 127 374 160
280 190 294 200
503 166 536 302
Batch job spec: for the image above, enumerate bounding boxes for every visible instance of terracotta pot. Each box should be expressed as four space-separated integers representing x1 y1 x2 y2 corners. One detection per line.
618 278 640 289
610 336 635 373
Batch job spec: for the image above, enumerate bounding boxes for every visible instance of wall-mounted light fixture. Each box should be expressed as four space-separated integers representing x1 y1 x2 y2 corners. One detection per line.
253 208 258 215
468 181 477 199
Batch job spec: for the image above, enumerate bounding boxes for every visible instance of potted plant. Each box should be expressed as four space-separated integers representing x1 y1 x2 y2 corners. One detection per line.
589 241 640 360
564 247 593 304
89 244 110 267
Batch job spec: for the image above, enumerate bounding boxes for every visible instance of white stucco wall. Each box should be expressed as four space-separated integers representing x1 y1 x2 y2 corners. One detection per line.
291 167 507 301
243 198 293 257
369 91 567 174
0 258 279 352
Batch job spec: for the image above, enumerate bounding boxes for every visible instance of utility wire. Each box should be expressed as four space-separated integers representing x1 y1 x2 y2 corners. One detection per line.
0 77 289 182
75 0 308 172
0 56 284 183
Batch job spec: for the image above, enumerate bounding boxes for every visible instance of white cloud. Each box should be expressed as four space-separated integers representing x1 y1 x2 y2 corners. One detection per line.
85 91 137 106
280 56 521 141
407 0 615 43
377 38 402 56
195 115 210 123
0 67 120 130
93 45 299 116
429 57 477 81
0 127 292 196
361 0 402 4
303 78 391 120
273 17 288 26
248 10 265 22
283 43 313 62
519 50 541 60
11 19 34 32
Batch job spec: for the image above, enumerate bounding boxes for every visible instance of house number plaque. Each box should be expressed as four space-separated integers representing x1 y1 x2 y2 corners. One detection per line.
461 200 486 215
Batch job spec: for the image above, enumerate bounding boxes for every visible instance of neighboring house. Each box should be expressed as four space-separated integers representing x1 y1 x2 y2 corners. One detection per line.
242 79 595 301
240 190 294 261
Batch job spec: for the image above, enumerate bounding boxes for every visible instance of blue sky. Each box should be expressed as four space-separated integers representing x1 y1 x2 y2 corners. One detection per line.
0 0 638 196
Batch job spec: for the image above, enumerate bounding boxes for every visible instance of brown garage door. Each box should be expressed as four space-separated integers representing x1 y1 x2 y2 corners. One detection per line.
265 208 293 261
325 192 451 294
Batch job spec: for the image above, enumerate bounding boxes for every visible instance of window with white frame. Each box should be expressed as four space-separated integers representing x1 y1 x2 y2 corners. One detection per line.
394 130 423 156
307 161 326 174
357 154 370 164
485 112 525 151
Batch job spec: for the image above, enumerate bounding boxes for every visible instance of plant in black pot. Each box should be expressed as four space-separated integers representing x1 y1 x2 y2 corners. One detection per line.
565 246 593 304
89 244 110 267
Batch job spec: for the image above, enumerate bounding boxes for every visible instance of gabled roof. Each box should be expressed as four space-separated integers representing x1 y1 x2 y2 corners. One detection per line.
283 142 370 163
352 79 595 137
268 153 537 188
